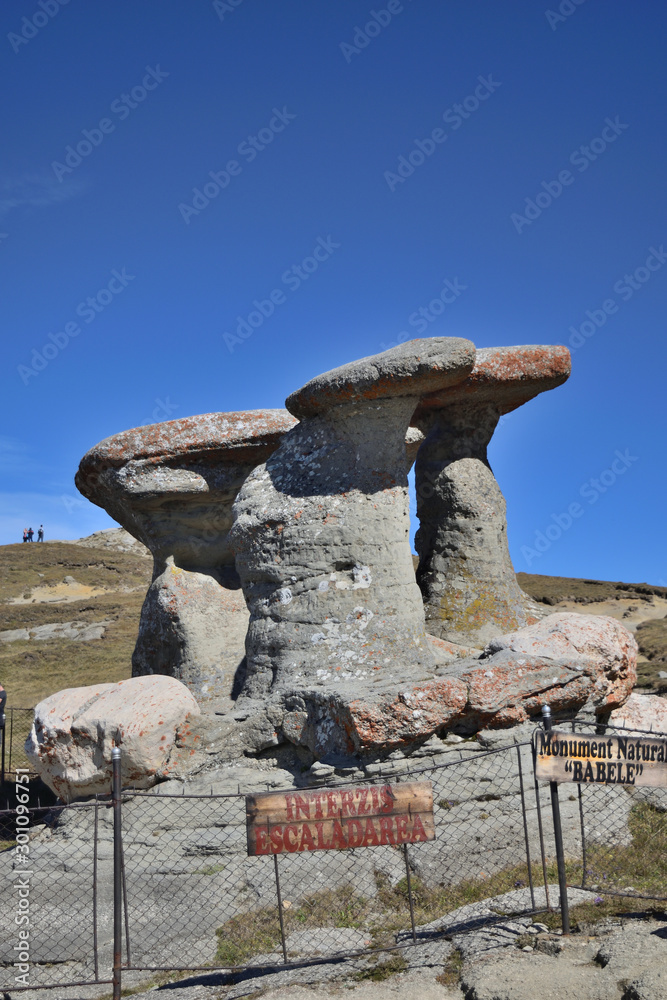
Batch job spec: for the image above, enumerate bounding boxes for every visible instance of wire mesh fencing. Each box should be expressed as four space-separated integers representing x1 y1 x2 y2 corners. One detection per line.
1 717 665 994
546 718 667 903
1 707 36 782
118 739 547 974
0 796 112 994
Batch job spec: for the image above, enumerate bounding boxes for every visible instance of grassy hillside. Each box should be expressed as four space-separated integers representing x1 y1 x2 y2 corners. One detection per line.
1 540 665 710
516 573 667 605
0 541 150 708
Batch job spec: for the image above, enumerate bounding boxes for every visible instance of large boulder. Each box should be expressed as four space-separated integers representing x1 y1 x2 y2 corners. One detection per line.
610 691 667 734
25 676 200 801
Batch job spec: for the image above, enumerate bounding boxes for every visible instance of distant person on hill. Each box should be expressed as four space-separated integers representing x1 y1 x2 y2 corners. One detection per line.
22 528 27 543
37 525 44 542
27 527 34 542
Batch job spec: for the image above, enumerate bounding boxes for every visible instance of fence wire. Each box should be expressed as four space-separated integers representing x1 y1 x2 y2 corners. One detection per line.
119 741 545 973
0 719 664 994
0 798 109 993
555 718 667 902
2 707 35 781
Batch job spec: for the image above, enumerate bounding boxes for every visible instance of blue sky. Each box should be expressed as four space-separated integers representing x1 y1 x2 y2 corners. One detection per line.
1 0 665 585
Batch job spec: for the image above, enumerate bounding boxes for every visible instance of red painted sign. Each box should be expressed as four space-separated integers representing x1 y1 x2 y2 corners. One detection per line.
246 781 434 856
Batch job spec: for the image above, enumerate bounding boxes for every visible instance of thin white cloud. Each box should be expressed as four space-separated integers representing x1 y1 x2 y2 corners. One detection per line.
0 173 86 220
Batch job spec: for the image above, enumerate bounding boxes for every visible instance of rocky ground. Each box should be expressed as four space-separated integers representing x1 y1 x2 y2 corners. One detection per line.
6 891 664 1000
1 531 666 999
120 905 667 1000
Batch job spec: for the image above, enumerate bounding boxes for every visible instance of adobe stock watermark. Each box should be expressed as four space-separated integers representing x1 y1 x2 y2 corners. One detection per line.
383 75 501 192
138 396 179 427
567 245 666 353
379 277 468 351
178 107 296 224
520 448 638 567
17 267 135 385
511 116 628 234
51 66 169 182
61 493 86 514
223 235 340 353
340 0 413 63
13 769 33 987
213 0 245 21
8 0 70 54
545 0 588 32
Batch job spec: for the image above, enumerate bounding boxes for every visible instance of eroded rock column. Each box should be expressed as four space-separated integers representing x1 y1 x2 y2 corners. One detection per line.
413 345 571 646
230 338 475 717
76 410 296 703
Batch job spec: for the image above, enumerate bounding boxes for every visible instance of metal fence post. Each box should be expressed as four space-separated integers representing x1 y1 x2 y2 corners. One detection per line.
541 706 570 934
0 708 5 787
273 853 288 964
93 796 100 982
515 744 536 911
112 747 123 1000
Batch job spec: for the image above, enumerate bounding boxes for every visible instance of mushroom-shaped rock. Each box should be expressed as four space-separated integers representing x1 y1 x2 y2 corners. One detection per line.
279 613 636 754
412 345 571 646
230 338 476 700
25 676 200 801
76 410 297 702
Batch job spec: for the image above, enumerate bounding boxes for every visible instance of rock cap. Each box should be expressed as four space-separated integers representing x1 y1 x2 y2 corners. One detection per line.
286 337 476 419
414 345 570 418
76 409 298 493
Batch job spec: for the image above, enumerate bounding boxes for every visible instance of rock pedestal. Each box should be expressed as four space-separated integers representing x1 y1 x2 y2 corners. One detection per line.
413 346 571 646
230 338 476 704
76 410 296 702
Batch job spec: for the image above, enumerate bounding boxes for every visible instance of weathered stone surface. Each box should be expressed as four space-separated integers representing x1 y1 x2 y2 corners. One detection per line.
464 612 637 727
286 337 476 418
230 338 475 702
610 691 667 734
0 620 110 642
277 613 636 754
76 410 296 702
74 526 151 556
25 675 200 800
412 345 571 646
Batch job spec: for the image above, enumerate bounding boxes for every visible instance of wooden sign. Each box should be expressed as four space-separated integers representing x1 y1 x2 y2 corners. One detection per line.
535 730 667 787
246 781 435 856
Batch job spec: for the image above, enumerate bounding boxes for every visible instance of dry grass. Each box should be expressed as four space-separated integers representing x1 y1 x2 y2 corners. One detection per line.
0 541 150 708
435 947 463 986
215 885 370 966
214 802 667 969
517 572 667 606
583 801 667 897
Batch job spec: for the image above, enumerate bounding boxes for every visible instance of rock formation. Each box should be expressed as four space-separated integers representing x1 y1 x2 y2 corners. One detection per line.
25 675 200 800
68 336 639 770
412 345 571 646
229 338 476 705
274 612 637 756
76 410 297 702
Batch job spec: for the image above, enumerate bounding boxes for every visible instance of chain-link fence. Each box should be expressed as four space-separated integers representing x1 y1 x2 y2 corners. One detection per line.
0 719 665 995
119 740 545 975
547 718 667 903
1 707 35 784
0 795 112 995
